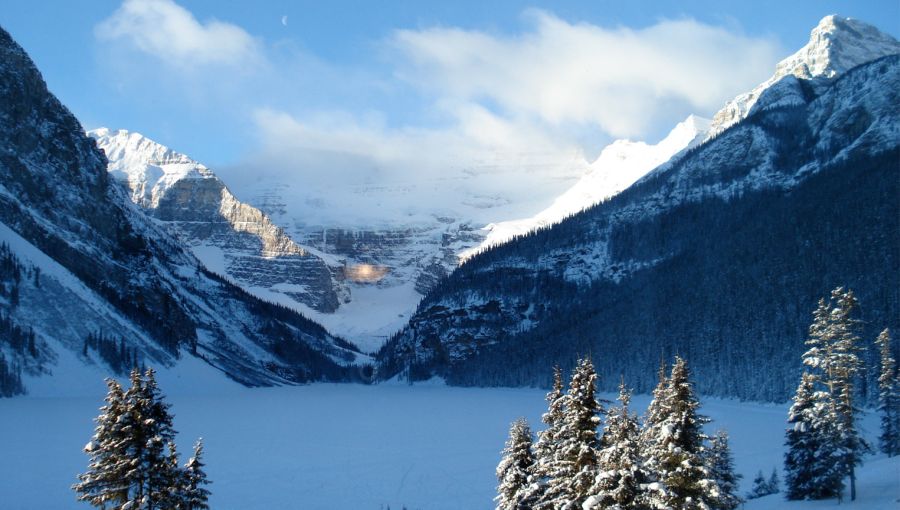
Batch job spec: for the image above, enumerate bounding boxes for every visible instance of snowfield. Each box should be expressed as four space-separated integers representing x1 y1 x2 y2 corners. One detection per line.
0 381 894 509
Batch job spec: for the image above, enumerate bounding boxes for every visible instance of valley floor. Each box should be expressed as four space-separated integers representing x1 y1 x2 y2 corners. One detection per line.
0 382 894 509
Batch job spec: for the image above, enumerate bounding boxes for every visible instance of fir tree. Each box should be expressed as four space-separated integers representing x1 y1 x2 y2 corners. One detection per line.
74 369 192 510
546 357 603 509
784 373 843 500
584 380 646 510
875 329 900 456
527 366 565 508
802 288 869 500
639 359 670 507
746 471 769 500
766 468 779 495
705 430 742 510
73 378 129 508
183 439 212 510
495 418 536 510
650 357 715 510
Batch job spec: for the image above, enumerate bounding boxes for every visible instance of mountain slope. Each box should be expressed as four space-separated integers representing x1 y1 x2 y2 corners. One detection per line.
375 17 900 401
462 115 710 258
89 128 346 313
0 26 363 394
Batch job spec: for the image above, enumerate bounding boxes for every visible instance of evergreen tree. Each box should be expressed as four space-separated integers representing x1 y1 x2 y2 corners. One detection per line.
745 471 769 500
802 288 869 500
766 468 779 495
639 360 670 507
527 366 565 508
650 357 715 510
74 369 191 510
546 357 603 509
183 439 212 510
705 430 742 510
584 380 647 510
73 378 129 508
875 329 900 456
495 418 536 510
784 373 844 500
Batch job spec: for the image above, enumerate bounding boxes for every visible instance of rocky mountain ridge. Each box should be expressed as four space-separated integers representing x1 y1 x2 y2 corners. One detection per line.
0 26 363 395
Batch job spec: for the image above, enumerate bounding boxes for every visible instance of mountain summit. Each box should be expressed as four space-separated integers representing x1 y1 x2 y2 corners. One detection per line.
709 15 900 136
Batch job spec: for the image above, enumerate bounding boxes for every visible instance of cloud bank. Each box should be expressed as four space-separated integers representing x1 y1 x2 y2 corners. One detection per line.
94 2 782 222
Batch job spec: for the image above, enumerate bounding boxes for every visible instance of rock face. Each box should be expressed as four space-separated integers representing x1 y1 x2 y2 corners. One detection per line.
376 17 900 402
90 129 343 313
708 15 900 137
0 26 362 394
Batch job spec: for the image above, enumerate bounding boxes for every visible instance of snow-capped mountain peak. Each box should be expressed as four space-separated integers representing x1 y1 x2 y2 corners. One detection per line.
460 114 710 259
708 15 900 137
89 128 212 208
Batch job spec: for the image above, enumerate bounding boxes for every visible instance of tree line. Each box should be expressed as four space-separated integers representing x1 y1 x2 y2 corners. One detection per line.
495 356 742 510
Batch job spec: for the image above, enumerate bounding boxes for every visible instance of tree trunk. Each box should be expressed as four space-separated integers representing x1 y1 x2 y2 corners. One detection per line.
850 465 856 501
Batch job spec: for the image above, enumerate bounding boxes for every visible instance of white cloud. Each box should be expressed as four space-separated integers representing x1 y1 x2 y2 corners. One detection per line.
390 10 781 138
94 3 784 224
95 0 262 69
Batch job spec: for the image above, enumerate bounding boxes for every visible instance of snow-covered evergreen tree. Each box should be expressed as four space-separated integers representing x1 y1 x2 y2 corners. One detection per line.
745 471 769 500
649 357 715 510
784 373 844 500
766 468 779 495
584 380 646 510
183 439 212 510
545 357 603 509
802 288 869 500
875 328 900 456
527 366 565 508
495 418 536 510
74 369 192 510
705 430 742 510
73 378 129 508
639 360 671 507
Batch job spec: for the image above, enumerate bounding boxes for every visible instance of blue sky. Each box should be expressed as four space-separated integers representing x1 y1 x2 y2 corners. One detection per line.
2 0 898 170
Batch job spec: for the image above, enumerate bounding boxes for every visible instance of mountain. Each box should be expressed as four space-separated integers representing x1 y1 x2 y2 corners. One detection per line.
461 115 710 259
95 121 706 352
89 128 347 314
708 15 900 137
375 16 900 401
0 26 364 396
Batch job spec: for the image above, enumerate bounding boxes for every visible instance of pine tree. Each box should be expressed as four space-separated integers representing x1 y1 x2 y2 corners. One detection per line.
766 468 779 495
784 373 844 500
495 418 536 510
651 357 715 510
705 430 742 510
802 288 869 500
73 378 130 508
526 366 565 508
584 380 646 510
640 359 670 507
746 471 769 500
876 329 900 456
183 439 212 510
546 357 603 509
74 369 191 510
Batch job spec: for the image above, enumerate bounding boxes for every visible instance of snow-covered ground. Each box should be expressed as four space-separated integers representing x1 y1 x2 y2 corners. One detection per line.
0 382 894 509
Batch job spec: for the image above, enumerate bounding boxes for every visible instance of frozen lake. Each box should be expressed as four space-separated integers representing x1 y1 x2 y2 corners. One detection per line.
0 380 883 509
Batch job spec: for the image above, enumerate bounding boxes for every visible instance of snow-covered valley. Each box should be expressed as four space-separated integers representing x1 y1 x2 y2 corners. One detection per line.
1 382 894 510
